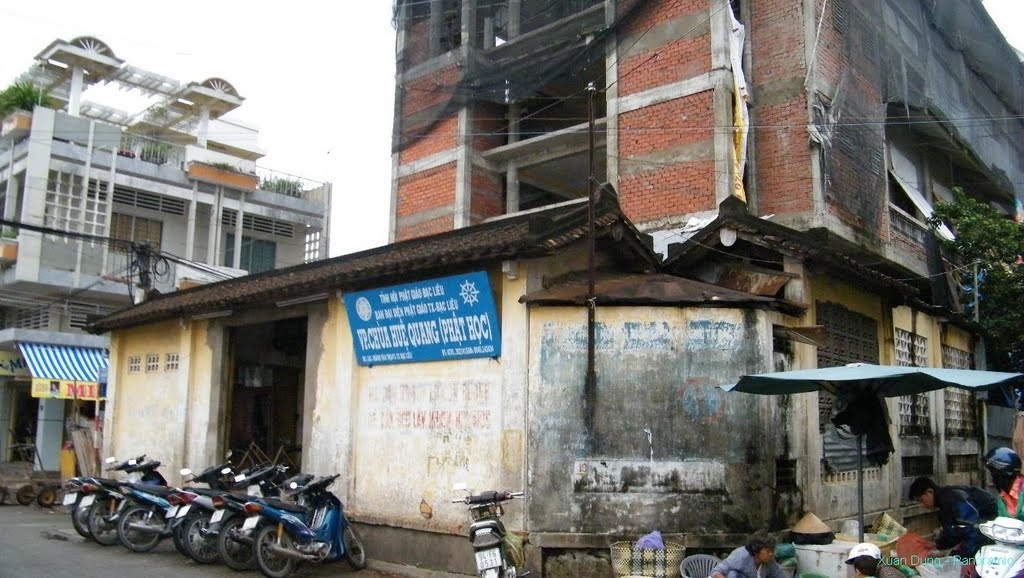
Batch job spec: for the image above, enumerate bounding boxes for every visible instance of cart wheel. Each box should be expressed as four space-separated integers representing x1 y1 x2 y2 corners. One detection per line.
15 484 36 506
0 486 9 505
36 486 57 508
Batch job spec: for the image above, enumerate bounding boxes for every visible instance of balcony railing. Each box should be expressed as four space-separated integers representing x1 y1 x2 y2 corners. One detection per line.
118 134 187 169
254 166 327 204
889 204 927 246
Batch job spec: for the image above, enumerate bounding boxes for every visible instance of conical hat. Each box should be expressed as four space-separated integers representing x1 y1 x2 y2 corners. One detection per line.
791 513 831 534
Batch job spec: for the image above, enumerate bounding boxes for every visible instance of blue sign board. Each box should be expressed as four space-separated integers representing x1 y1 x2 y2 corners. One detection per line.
344 271 502 366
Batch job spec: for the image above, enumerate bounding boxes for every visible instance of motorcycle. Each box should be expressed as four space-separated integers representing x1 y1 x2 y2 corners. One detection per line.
246 473 367 578
62 455 152 540
214 466 309 571
451 483 526 578
174 459 243 564
81 456 168 546
975 516 1024 578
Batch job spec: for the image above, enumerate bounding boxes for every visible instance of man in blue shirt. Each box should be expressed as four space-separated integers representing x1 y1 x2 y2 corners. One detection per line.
710 530 788 578
909 476 997 559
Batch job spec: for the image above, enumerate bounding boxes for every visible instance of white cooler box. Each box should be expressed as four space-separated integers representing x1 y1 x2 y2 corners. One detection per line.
794 541 857 578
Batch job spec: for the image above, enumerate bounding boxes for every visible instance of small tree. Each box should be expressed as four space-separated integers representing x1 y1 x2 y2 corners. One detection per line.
0 82 52 117
928 188 1024 371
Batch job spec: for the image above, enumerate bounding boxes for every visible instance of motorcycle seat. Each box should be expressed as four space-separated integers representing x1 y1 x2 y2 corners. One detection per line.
263 497 308 514
186 487 225 497
127 483 176 496
94 478 121 487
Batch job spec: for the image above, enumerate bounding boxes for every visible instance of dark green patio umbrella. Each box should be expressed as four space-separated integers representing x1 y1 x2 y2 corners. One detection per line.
722 363 1024 540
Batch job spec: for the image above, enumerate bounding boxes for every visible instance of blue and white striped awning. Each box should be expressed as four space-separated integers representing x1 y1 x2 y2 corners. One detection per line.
17 342 109 383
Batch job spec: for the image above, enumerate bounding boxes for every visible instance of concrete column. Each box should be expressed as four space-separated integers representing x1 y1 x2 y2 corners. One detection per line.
185 181 198 261
74 122 95 287
3 145 16 232
508 0 521 38
68 67 84 118
505 104 521 213
461 0 477 49
604 0 620 188
454 106 473 228
197 105 210 149
35 398 64 472
483 16 495 49
430 0 444 56
710 0 735 204
100 150 117 276
232 193 245 270
18 108 56 283
207 186 222 266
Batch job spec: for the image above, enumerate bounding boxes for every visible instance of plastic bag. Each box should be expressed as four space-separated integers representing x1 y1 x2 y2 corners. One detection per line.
635 529 665 550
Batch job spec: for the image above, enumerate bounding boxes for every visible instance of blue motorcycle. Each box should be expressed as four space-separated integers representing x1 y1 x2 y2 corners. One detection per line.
245 473 366 578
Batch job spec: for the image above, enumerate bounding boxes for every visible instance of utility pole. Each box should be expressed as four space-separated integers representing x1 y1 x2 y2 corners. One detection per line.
584 81 597 443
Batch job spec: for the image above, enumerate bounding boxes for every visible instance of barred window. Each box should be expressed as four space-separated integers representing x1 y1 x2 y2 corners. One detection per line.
896 329 930 435
943 345 976 437
165 353 179 371
145 353 159 372
111 213 163 253
128 356 141 373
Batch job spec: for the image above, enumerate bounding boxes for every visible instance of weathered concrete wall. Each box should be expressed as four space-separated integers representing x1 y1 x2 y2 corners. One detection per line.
105 319 191 481
527 306 773 535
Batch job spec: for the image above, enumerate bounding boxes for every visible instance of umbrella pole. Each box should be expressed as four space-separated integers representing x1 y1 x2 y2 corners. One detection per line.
858 433 865 542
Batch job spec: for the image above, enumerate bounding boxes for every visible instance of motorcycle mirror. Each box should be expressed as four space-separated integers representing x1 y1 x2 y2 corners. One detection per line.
105 456 117 464
289 482 298 490
225 449 233 459
221 467 232 475
452 482 468 492
179 468 192 477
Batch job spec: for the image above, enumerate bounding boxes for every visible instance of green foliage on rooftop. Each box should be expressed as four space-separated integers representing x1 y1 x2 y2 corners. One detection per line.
0 82 52 117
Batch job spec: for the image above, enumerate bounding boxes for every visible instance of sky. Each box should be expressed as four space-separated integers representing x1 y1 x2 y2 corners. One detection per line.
0 1 1020 258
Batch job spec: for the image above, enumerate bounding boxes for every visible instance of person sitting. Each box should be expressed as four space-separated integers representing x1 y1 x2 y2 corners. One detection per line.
846 542 903 578
908 476 996 559
710 530 787 578
984 447 1024 520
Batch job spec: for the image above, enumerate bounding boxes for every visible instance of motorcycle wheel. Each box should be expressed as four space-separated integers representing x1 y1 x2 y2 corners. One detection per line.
117 505 163 552
184 512 220 564
87 498 120 546
342 525 367 570
15 484 35 506
71 501 92 539
254 524 298 578
218 515 256 571
172 516 190 557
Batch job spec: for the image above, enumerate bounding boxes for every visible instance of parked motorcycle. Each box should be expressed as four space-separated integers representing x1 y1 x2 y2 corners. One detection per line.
214 466 308 571
451 483 525 578
82 456 167 546
62 455 150 540
246 473 367 578
976 516 1024 577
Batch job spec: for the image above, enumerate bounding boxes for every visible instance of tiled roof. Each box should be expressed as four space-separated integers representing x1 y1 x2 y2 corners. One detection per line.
89 191 654 333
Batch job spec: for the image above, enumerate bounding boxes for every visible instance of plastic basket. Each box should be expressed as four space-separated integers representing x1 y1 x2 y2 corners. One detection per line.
609 541 685 578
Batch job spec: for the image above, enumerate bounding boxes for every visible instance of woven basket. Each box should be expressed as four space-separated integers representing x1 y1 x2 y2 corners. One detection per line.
609 541 685 578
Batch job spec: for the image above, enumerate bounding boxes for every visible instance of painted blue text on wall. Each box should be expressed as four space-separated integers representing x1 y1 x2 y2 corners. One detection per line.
343 271 502 365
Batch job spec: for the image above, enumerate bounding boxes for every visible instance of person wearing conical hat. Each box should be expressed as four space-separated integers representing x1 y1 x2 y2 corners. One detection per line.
710 530 787 578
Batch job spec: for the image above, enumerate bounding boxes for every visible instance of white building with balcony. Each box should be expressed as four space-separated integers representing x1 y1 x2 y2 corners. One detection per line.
0 36 332 472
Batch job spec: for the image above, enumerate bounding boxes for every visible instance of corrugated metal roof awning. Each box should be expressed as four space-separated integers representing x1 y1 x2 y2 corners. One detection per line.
17 342 108 383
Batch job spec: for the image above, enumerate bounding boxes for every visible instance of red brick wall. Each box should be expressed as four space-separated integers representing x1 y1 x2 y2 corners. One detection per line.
618 0 706 35
399 65 461 163
400 115 459 164
396 162 456 219
619 35 712 97
470 168 503 224
618 92 717 221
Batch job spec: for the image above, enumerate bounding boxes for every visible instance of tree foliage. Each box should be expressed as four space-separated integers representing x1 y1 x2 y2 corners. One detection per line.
929 188 1024 371
0 82 52 117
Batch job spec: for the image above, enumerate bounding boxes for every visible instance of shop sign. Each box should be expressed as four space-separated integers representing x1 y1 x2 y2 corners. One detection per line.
0 351 31 377
344 271 502 366
31 379 104 400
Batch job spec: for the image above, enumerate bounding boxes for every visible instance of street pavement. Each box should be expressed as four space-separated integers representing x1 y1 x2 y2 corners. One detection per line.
0 503 406 577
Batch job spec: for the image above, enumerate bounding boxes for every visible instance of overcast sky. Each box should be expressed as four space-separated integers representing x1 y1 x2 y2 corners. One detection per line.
0 2 1020 258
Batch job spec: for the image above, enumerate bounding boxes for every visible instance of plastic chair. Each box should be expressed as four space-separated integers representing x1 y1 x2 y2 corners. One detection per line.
680 553 722 578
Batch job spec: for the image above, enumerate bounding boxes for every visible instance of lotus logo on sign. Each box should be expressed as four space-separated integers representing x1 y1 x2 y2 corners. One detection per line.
343 271 502 366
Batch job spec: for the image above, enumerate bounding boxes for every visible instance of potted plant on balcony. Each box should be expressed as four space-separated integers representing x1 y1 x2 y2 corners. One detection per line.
0 228 19 265
0 82 51 139
261 176 304 198
187 160 258 190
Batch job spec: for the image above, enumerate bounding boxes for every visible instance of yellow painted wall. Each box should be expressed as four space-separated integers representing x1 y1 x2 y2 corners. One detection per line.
107 319 189 472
